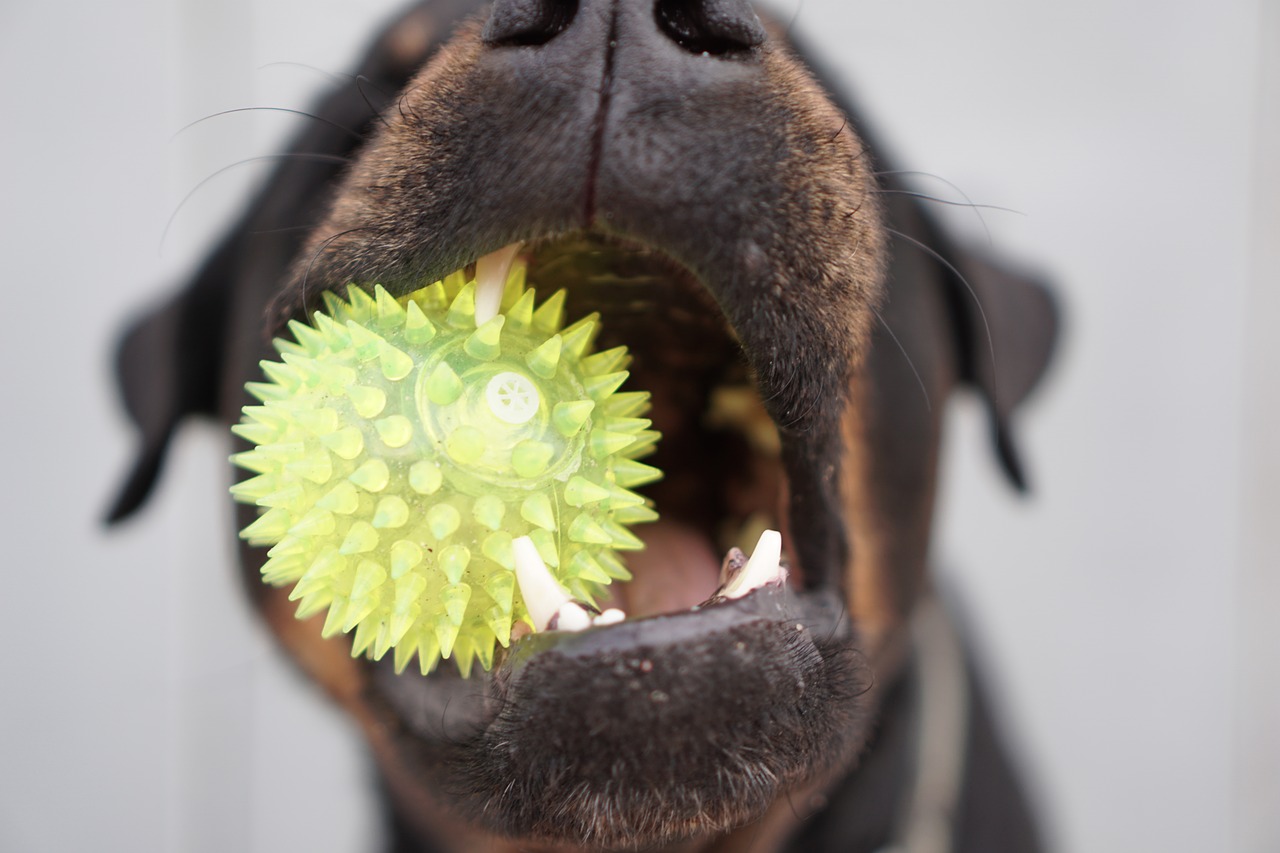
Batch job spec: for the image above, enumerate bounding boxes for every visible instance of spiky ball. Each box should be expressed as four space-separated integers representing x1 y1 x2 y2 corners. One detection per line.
230 265 660 675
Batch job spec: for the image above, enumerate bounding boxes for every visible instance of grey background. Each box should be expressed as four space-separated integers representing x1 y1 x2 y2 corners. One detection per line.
1 0 1275 851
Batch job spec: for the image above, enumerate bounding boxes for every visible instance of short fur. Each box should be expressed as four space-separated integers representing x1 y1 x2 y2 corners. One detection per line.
108 2 1058 851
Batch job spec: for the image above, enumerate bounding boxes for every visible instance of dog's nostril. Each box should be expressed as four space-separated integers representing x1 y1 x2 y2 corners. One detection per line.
654 0 765 55
483 0 580 46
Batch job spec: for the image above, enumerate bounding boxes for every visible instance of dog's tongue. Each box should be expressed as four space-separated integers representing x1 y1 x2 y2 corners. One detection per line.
601 520 722 618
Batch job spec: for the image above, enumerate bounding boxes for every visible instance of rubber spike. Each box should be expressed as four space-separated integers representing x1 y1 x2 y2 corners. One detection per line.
231 262 664 675
531 289 566 333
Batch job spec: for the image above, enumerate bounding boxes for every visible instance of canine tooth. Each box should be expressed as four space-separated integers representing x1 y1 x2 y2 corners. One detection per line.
475 243 522 325
723 529 785 599
550 601 593 633
513 535 573 631
593 608 626 626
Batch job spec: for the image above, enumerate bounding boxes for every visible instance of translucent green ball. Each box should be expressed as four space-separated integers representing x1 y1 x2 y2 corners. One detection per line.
230 266 661 675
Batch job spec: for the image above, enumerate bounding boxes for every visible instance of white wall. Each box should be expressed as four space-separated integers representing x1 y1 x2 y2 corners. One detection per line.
0 1 1272 851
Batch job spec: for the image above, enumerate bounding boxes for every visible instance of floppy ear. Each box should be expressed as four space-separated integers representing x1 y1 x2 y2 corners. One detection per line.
945 249 1059 492
105 255 232 523
104 0 480 523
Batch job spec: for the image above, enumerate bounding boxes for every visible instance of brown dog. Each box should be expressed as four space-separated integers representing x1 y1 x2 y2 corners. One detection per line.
109 1 1057 850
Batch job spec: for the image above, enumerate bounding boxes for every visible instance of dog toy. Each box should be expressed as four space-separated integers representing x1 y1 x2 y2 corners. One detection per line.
230 257 660 675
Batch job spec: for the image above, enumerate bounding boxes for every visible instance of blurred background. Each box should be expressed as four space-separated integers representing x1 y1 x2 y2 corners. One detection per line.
0 0 1274 850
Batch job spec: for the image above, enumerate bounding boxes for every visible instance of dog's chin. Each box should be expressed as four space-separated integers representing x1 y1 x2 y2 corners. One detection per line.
352 233 875 851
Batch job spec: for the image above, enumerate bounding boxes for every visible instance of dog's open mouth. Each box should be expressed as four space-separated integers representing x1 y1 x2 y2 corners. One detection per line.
518 232 794 626
362 232 869 848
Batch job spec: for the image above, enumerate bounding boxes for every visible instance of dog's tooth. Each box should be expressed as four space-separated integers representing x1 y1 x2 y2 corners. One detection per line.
513 535 573 632
723 529 785 599
474 243 522 326
593 608 626 626
550 601 593 633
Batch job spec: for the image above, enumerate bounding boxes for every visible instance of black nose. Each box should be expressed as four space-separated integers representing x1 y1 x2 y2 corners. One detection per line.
483 0 579 46
654 0 765 54
484 0 764 54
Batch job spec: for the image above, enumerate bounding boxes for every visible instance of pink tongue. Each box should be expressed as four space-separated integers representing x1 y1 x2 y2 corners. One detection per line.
603 520 723 618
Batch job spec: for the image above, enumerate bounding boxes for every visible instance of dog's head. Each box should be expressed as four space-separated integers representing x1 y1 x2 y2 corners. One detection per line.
109 1 1057 849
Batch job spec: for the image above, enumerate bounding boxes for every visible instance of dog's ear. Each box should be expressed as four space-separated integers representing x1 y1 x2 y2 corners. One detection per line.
105 254 233 523
105 0 480 523
945 248 1059 492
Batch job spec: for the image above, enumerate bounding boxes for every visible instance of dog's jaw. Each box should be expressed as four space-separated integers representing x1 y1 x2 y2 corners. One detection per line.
253 4 895 851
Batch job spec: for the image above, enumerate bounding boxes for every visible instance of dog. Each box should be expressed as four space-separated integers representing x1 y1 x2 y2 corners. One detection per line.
107 1 1058 850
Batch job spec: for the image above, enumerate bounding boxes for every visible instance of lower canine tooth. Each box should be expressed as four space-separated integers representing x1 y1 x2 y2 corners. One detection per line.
550 601 593 632
723 529 785 599
513 535 572 632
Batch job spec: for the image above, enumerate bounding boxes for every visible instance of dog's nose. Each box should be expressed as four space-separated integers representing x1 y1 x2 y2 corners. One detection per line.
482 0 579 46
653 0 765 54
484 0 764 54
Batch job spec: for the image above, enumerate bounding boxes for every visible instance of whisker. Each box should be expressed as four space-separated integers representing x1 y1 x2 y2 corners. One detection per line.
173 106 367 143
255 61 395 127
873 308 932 413
785 0 809 39
355 75 393 130
351 73 393 101
875 170 1011 247
823 598 849 647
161 152 353 254
257 60 349 86
247 223 323 237
886 227 998 407
872 189 1021 216
828 118 847 144
298 226 372 309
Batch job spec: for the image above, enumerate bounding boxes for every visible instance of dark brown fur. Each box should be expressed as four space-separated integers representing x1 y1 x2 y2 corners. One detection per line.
109 2 1057 851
